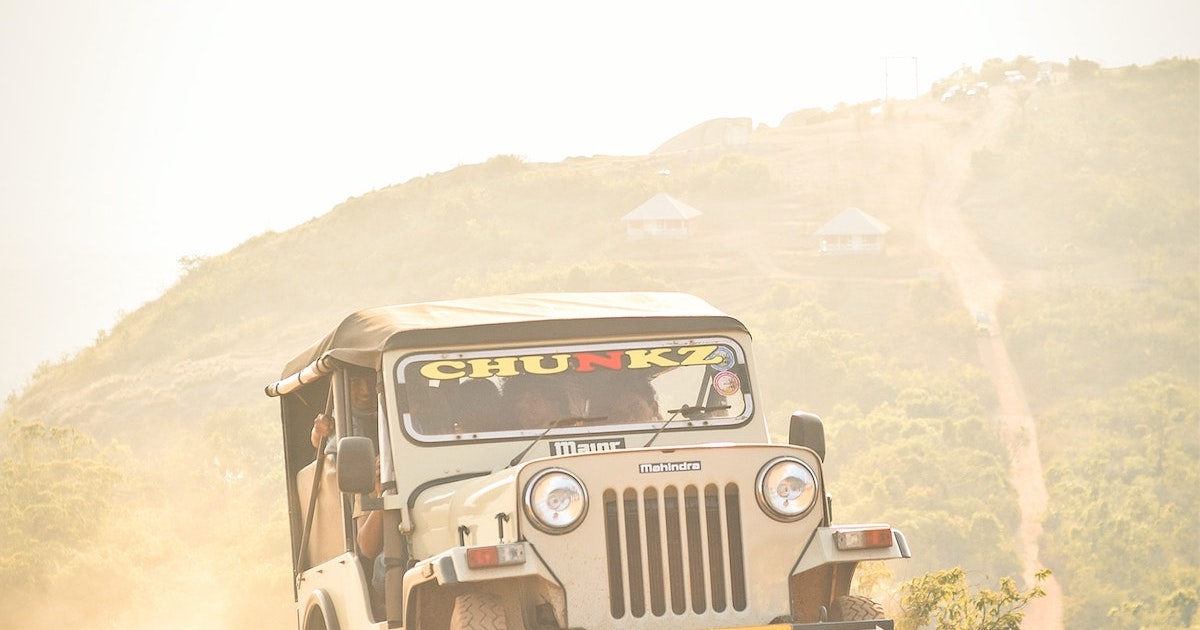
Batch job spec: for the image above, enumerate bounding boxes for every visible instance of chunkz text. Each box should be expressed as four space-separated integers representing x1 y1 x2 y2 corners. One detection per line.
418 345 727 380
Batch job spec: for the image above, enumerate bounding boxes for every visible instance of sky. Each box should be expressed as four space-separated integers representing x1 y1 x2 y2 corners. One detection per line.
1 0 1196 399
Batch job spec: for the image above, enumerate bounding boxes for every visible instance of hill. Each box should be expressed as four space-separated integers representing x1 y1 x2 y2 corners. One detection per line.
2 57 1196 630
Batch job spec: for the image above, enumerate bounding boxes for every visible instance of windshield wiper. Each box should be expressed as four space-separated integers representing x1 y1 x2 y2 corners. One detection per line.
672 403 732 417
642 403 731 448
508 416 606 467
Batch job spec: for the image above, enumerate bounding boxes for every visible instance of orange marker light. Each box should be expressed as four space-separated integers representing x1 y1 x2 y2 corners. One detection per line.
466 543 527 569
834 526 894 551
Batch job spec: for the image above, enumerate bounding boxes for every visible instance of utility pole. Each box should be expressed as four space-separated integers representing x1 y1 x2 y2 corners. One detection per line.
883 56 919 100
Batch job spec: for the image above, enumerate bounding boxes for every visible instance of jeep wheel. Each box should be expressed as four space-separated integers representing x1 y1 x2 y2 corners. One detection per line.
450 592 508 630
830 594 885 621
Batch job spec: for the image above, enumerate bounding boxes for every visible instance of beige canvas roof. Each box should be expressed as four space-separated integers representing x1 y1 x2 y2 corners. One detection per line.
268 292 743 396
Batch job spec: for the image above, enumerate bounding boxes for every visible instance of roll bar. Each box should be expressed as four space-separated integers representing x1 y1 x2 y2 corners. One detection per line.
265 355 339 397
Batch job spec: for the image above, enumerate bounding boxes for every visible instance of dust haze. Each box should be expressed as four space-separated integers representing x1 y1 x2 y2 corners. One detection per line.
2 0 1198 399
2 4 1198 630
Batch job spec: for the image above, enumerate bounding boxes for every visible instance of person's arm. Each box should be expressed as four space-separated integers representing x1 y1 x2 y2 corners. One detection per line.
357 455 385 558
357 509 383 558
311 413 334 449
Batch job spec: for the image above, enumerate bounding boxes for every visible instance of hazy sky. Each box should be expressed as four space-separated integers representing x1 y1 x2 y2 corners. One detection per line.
1 0 1196 398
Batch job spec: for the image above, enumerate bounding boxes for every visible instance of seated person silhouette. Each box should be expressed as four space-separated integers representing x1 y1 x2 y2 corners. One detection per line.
449 378 502 433
590 374 661 424
502 374 569 430
403 381 452 434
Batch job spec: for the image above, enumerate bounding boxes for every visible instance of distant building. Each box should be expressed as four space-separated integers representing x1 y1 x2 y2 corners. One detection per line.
816 207 890 254
620 193 702 239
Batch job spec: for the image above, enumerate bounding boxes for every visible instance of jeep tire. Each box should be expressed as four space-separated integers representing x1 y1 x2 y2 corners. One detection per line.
830 594 885 621
450 592 508 630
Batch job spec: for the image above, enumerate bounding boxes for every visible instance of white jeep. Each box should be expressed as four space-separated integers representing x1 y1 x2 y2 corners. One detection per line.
267 292 909 630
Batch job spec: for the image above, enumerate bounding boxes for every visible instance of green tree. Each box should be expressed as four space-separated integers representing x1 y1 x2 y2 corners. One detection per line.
0 418 124 589
1039 376 1199 629
898 567 1050 630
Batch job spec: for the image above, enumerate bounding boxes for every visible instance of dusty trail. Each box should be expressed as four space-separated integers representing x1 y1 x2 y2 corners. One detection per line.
920 93 1064 629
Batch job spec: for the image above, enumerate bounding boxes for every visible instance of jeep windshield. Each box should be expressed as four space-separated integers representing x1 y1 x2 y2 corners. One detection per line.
395 337 752 443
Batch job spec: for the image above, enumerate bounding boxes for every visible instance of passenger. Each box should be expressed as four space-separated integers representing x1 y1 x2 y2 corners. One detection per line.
503 375 569 430
591 375 661 423
304 372 387 619
311 371 379 449
404 380 450 432
355 456 386 620
451 378 502 431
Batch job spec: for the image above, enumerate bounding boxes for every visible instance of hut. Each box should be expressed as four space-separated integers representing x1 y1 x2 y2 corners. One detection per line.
620 193 703 239
816 207 890 254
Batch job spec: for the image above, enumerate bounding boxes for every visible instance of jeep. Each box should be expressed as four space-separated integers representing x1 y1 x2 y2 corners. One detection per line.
266 292 909 629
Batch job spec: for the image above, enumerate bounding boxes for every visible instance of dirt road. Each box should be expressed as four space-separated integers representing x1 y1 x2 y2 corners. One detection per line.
919 91 1064 629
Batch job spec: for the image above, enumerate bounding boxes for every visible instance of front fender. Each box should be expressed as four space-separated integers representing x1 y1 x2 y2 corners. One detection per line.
401 542 567 630
410 468 520 558
302 588 340 630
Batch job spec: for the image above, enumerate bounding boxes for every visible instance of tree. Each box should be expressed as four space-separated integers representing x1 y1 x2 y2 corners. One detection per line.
898 567 1050 630
1068 56 1101 81
0 418 124 589
979 58 1008 85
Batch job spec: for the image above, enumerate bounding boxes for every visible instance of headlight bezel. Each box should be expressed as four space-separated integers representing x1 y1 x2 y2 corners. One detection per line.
755 456 819 522
523 467 589 534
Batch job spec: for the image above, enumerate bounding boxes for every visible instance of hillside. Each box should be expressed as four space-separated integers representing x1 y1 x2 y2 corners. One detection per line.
2 58 1196 630
9 97 968 447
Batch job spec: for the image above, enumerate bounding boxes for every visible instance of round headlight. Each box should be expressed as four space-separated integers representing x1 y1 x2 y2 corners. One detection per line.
524 469 588 533
756 457 818 521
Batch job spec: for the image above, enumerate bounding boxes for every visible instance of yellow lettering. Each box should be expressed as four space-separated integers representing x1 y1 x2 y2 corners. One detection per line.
419 361 467 380
421 346 731 380
625 348 680 369
467 356 520 378
677 345 723 366
520 354 571 375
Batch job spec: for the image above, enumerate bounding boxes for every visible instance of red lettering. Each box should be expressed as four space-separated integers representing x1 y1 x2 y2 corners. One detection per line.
574 351 624 372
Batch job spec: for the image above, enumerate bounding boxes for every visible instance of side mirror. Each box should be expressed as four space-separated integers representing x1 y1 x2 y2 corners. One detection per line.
788 411 825 461
336 436 376 494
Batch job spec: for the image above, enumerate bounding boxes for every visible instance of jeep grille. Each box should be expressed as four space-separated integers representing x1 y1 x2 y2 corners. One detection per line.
602 484 747 619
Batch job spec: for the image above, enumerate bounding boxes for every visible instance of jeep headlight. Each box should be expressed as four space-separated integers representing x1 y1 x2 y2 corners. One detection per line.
756 457 817 521
524 468 588 533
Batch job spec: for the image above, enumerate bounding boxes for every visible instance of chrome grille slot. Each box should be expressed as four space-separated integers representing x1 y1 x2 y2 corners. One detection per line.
603 483 746 619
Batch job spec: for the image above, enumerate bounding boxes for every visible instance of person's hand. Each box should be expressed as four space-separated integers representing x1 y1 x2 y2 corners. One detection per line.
313 413 334 441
